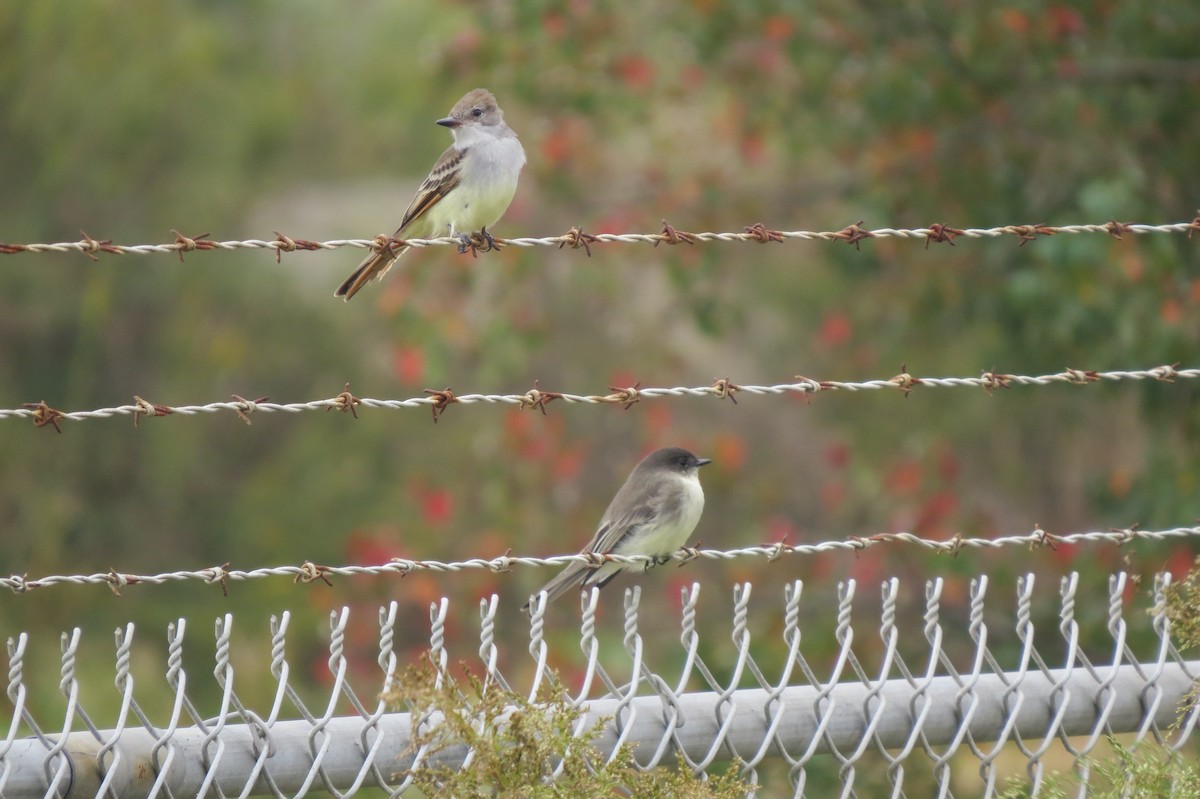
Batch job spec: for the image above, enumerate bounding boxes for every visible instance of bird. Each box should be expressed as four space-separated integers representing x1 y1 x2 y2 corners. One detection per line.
335 88 526 300
523 447 712 612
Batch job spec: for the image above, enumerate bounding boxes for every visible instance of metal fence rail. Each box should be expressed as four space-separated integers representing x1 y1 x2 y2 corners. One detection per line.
3 571 1198 798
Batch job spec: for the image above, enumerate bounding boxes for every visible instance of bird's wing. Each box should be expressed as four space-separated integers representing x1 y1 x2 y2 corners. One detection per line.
396 144 467 234
588 495 661 556
335 144 468 299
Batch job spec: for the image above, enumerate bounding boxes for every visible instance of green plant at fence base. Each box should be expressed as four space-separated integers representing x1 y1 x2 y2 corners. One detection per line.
995 740 1200 799
383 661 749 798
1164 555 1200 652
1000 561 1200 799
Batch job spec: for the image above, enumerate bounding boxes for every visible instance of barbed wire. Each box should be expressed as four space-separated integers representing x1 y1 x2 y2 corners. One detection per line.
3 524 1197 596
2 216 1198 261
3 365 1193 432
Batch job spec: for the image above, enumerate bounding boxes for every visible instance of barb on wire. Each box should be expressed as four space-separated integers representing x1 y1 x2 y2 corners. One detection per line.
2 217 1198 259
0 365 1193 431
3 524 1199 596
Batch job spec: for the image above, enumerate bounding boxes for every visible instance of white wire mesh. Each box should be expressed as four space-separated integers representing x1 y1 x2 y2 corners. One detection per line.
2 571 1198 798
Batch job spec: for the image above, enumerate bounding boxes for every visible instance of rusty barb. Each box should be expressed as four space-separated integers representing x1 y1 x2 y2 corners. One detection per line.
890 364 923 397
423 388 458 423
21 401 65 433
170 230 217 262
230 394 269 426
606 382 642 410
521 380 562 416
271 231 324 263
924 223 965 248
294 561 334 587
744 223 785 243
711 378 741 404
979 372 1011 395
2 216 1197 260
328 382 362 418
132 395 175 427
656 219 698 246
833 220 875 250
557 225 599 256
1008 223 1057 247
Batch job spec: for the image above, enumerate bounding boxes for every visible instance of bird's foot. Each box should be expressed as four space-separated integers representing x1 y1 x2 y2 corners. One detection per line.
454 229 500 257
478 227 499 252
455 231 477 257
644 554 672 572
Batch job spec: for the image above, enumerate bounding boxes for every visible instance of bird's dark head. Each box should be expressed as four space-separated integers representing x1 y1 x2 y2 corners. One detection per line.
641 447 712 474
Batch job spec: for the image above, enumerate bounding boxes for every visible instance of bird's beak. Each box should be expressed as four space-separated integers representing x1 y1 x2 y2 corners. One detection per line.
696 458 713 467
436 116 460 128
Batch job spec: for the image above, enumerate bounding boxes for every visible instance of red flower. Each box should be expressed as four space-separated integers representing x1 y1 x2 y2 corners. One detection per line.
421 489 454 526
392 346 425 384
818 312 853 349
615 55 654 91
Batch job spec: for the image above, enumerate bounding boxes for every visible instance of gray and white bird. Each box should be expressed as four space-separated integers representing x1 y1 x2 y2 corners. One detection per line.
523 447 712 612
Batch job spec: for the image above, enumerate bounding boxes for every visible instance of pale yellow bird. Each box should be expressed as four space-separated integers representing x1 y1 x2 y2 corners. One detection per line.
336 89 526 300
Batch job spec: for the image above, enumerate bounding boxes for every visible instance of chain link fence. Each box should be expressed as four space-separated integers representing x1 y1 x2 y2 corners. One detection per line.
3 570 1198 797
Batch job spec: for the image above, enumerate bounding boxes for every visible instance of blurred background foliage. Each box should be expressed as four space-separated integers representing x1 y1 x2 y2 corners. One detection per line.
1 0 1199 791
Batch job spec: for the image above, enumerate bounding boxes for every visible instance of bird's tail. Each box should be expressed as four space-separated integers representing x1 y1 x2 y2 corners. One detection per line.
334 244 409 300
521 561 592 614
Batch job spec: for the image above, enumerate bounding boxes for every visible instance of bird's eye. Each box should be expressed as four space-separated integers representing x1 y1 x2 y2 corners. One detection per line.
471 107 483 118
678 457 689 467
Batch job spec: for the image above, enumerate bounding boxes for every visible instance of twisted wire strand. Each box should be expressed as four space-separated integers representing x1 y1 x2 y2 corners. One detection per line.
2 218 1197 259
3 365 1194 431
3 524 1197 596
